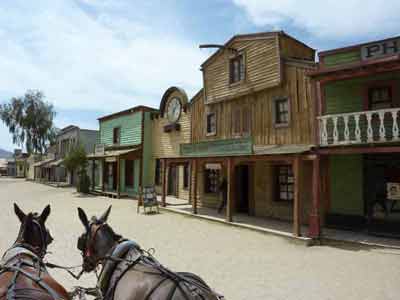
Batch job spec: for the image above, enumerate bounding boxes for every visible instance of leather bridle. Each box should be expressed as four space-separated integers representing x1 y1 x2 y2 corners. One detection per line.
16 216 50 258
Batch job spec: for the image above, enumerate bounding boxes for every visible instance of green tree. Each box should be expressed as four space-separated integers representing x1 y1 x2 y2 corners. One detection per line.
0 90 57 154
63 145 90 193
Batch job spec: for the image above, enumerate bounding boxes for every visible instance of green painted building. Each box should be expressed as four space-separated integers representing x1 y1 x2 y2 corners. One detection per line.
311 36 400 235
88 106 157 198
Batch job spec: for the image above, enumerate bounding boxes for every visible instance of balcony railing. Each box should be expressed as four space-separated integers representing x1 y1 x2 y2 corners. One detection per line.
318 108 400 146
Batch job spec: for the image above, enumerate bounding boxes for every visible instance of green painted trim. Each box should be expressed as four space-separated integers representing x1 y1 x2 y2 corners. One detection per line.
324 50 360 67
180 137 253 157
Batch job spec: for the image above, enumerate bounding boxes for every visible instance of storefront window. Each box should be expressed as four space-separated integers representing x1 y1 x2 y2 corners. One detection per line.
204 168 220 194
275 165 294 201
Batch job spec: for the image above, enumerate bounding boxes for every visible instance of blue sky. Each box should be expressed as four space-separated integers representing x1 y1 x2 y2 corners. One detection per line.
1 0 399 151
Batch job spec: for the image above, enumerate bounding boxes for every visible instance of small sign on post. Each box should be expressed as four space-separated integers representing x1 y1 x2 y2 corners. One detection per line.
95 144 105 155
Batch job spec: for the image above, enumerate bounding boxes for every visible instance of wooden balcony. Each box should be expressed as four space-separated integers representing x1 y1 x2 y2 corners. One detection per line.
318 108 400 146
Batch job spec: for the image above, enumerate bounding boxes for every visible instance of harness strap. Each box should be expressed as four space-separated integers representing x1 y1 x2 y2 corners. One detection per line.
1 264 65 300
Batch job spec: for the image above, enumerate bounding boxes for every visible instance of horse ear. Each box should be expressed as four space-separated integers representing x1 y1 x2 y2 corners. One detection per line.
39 205 51 224
14 203 26 223
99 205 112 223
78 207 90 231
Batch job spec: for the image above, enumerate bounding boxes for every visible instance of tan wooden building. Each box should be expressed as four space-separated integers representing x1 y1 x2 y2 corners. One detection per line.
161 31 321 237
151 87 193 201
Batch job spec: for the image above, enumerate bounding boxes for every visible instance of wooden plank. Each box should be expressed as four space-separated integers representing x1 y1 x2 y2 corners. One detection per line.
226 158 235 222
318 146 400 155
293 156 301 236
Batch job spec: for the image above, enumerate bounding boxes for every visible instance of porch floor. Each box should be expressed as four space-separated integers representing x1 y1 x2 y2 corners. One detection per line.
158 196 400 249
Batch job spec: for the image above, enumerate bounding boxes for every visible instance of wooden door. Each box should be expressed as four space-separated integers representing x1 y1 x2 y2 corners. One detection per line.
168 166 178 197
235 165 249 213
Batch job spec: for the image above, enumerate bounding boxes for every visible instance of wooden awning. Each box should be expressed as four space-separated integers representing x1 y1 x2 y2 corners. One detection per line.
32 158 55 168
87 147 141 160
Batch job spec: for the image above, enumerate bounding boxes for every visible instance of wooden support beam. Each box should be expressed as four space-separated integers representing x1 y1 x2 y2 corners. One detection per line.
116 159 120 199
91 160 95 191
226 158 235 222
193 159 198 214
293 156 301 237
161 159 167 207
102 159 105 192
309 155 321 238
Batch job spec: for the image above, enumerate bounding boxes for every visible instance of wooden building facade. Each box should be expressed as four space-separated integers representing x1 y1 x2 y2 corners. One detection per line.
88 106 156 198
162 31 319 237
151 87 193 201
310 36 400 237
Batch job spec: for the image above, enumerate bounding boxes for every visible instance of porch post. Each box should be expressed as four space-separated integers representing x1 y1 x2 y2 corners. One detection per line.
226 157 235 222
91 160 95 191
309 155 321 238
193 159 198 214
161 159 167 207
116 157 120 199
102 159 105 192
293 156 301 237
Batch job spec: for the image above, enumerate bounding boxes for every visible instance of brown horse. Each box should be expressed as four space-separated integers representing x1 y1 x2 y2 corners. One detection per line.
0 204 70 300
77 206 224 300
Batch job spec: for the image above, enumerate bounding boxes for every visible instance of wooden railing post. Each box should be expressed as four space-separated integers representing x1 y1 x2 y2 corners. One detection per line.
226 158 235 222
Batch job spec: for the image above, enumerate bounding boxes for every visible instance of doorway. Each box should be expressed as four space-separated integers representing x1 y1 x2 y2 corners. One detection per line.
364 154 400 236
168 165 178 197
235 165 249 213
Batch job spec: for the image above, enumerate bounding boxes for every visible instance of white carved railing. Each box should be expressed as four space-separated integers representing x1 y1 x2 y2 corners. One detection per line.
318 108 400 146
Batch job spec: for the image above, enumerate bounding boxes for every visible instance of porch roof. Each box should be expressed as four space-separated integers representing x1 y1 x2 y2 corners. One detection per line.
253 144 314 155
48 159 64 167
87 146 141 159
32 158 55 168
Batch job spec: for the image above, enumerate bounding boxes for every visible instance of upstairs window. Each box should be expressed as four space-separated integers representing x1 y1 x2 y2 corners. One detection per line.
113 127 121 145
232 106 251 136
275 165 294 202
206 112 217 136
273 98 290 127
368 86 393 110
229 54 245 84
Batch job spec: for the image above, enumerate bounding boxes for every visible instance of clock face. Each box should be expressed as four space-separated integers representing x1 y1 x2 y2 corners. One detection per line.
166 97 182 123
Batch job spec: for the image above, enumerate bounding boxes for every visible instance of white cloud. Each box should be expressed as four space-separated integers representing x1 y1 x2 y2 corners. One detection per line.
232 0 400 39
0 0 206 112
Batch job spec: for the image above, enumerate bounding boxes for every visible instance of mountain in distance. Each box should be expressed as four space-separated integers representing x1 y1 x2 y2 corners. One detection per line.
0 148 12 158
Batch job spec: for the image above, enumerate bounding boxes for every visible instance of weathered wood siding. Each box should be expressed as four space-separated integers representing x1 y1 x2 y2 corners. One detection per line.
279 35 315 61
203 37 281 104
192 62 315 146
99 112 142 146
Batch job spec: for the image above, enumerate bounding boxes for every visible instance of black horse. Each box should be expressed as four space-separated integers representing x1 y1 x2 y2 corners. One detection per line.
77 206 224 300
0 204 70 300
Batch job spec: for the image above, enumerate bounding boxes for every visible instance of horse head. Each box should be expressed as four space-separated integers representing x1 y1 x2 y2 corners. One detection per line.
77 206 122 272
13 203 53 258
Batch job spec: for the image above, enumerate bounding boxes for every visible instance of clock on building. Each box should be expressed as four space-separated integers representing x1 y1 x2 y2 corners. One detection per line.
166 97 182 123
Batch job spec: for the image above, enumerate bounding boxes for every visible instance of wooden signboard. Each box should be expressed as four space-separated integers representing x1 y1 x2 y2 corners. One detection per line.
361 38 400 60
180 137 253 157
95 144 105 155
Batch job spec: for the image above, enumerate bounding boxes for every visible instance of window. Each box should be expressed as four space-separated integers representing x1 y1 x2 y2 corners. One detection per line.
204 168 220 194
229 54 245 84
274 98 290 126
368 86 392 110
232 106 251 136
113 127 120 144
125 160 134 187
275 165 294 202
155 159 161 186
206 113 217 135
183 164 189 189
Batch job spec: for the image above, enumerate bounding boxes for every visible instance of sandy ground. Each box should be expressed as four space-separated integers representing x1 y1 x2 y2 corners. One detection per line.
1 178 400 300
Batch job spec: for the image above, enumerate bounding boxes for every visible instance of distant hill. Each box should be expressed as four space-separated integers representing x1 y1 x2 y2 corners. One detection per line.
0 148 12 159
